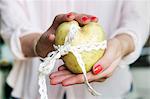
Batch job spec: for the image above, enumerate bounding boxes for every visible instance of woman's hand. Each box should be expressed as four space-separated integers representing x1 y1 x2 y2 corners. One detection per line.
20 12 98 58
49 34 135 86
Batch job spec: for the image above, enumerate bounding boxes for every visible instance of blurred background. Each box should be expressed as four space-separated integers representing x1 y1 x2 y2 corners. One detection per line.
0 16 150 99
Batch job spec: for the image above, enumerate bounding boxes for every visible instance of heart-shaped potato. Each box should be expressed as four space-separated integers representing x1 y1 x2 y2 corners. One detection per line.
55 21 105 73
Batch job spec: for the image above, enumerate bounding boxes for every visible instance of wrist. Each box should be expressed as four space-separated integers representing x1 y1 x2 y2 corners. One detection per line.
114 33 135 57
20 33 42 57
33 34 42 57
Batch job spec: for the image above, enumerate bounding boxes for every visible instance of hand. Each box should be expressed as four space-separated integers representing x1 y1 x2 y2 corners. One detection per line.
35 12 99 57
20 12 99 58
49 34 134 86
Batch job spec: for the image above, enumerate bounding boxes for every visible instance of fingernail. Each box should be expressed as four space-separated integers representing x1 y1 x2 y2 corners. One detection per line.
62 83 69 87
93 64 103 75
51 83 57 85
67 12 73 18
81 16 89 22
50 81 57 85
90 16 97 21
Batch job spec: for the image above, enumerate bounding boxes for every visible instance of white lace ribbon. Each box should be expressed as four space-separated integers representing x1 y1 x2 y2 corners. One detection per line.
38 24 107 99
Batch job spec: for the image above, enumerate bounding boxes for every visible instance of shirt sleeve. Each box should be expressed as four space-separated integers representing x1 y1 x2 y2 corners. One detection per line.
110 0 150 66
0 0 43 60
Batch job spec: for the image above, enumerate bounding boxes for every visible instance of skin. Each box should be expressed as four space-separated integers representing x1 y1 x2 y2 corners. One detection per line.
20 12 98 58
49 34 134 85
20 12 135 86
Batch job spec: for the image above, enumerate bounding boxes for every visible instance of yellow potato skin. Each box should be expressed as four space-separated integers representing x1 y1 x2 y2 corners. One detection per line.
55 21 105 73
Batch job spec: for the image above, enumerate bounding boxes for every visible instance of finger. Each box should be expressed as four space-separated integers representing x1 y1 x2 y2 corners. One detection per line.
66 12 76 20
94 57 121 80
62 74 84 86
50 74 75 85
92 52 113 75
62 72 95 86
49 70 72 79
74 14 91 26
58 65 67 71
74 14 99 26
51 12 75 30
92 39 118 75
90 16 98 22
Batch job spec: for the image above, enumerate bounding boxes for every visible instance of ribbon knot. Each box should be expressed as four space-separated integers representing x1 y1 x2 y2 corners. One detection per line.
54 43 71 56
39 43 72 75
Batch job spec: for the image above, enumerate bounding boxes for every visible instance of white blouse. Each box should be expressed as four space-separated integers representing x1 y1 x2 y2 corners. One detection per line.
0 0 149 99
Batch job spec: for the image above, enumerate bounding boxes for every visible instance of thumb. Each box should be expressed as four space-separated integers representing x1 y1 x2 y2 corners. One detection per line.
92 41 117 75
92 53 113 75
